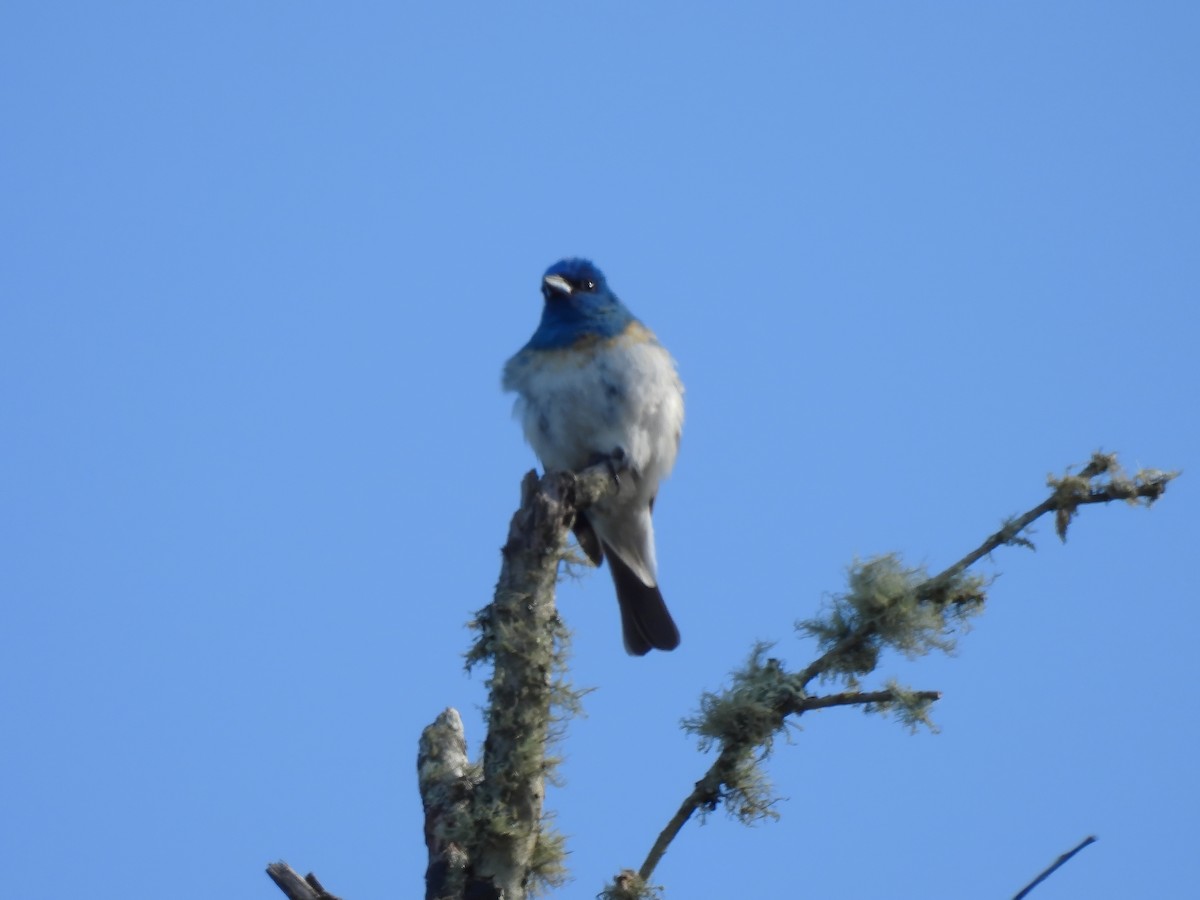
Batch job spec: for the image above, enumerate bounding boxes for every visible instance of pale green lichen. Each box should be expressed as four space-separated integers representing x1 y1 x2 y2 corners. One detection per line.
800 555 988 679
863 679 941 734
598 870 663 900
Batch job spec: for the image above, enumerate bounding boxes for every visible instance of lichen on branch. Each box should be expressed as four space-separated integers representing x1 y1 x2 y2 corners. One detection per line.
618 452 1176 894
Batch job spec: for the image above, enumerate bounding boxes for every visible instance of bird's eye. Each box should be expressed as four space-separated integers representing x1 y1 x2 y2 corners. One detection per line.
585 280 596 291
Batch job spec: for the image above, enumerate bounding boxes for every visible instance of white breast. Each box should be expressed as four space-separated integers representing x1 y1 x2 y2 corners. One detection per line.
507 335 684 497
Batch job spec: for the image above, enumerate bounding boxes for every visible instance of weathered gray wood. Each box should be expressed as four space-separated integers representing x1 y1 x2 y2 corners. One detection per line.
265 863 341 900
418 708 475 900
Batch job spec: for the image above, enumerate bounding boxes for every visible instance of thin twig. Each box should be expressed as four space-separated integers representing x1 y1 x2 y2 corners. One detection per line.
934 496 1056 587
792 689 941 713
637 687 938 882
798 463 1172 691
1012 835 1097 899
638 748 735 882
794 495 1058 691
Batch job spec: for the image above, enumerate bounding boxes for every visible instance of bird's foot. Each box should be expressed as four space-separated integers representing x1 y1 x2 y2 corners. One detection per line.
587 446 637 488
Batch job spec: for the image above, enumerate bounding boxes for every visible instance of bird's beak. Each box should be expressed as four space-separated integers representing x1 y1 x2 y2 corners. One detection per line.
543 274 572 295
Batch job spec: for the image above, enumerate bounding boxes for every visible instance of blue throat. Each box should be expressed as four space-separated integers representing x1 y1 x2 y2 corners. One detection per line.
526 294 635 350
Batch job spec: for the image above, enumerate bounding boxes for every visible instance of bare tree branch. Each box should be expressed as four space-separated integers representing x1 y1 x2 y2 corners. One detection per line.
636 746 736 885
1012 835 1097 899
418 708 475 900
793 689 941 713
265 863 343 900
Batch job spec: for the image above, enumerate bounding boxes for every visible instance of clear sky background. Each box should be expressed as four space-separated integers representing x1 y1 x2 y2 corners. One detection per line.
2 3 1196 898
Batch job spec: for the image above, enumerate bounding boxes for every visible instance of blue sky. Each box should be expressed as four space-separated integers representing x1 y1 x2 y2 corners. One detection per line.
2 3 1196 898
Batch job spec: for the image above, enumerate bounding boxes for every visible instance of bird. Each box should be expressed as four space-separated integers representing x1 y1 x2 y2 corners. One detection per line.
503 258 684 655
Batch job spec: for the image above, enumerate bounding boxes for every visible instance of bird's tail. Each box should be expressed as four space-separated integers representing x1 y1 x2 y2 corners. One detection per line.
605 541 680 655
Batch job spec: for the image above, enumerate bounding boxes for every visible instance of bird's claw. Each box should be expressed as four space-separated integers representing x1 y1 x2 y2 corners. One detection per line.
588 447 635 488
606 446 628 486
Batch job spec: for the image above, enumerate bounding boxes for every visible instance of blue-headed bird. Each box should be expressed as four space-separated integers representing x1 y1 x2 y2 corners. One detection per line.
503 258 684 655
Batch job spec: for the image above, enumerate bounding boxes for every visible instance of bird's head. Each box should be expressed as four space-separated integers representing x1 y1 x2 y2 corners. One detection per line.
541 258 611 303
527 258 633 348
